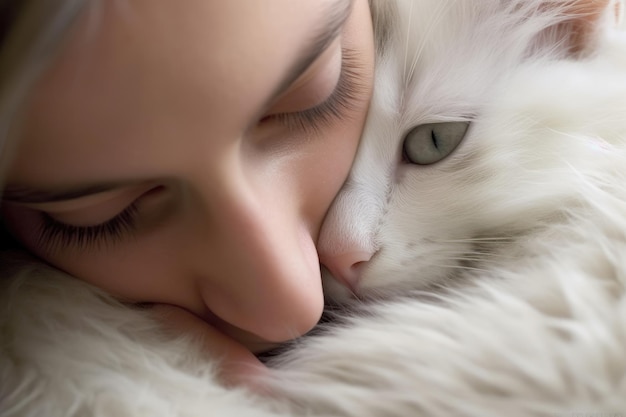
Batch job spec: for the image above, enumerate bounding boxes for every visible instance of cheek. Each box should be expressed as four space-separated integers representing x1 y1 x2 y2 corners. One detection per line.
1 203 178 303
301 0 374 223
323 129 361 193
298 119 365 234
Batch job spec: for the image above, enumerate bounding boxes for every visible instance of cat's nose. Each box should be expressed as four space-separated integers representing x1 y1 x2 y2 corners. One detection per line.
321 251 373 292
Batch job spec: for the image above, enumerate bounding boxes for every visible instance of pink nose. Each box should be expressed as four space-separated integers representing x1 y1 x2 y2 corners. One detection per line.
321 251 373 292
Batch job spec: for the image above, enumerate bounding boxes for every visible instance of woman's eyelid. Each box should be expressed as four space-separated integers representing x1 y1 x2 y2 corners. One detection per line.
275 47 364 134
17 184 155 213
36 184 159 228
265 40 343 116
34 185 169 251
37 202 141 251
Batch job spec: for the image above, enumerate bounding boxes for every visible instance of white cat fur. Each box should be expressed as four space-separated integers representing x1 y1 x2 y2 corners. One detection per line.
3 0 626 416
319 0 626 298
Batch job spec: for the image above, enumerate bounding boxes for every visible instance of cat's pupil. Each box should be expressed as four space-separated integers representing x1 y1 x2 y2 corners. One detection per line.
431 130 439 150
402 121 470 165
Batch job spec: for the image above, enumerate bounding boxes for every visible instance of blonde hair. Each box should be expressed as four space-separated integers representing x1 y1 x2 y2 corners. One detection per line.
0 0 87 184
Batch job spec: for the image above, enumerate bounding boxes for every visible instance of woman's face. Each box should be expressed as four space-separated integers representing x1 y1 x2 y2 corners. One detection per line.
2 0 374 349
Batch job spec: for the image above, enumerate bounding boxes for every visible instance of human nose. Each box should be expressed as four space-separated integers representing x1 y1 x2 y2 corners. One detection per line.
187 173 324 343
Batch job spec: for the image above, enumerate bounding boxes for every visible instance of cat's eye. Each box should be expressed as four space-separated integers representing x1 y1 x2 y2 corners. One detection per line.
402 122 470 165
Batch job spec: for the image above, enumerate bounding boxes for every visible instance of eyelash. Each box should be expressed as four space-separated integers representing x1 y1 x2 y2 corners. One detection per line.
36 202 139 252
271 47 364 135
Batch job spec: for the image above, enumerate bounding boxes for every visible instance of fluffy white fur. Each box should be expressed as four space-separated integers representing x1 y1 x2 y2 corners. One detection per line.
4 0 626 416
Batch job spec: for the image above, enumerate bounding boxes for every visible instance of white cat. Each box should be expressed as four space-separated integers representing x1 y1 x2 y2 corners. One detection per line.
4 0 626 416
318 0 626 300
269 0 626 414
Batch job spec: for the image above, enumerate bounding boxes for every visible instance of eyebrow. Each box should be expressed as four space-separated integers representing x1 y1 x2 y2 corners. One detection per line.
2 0 354 206
261 0 353 110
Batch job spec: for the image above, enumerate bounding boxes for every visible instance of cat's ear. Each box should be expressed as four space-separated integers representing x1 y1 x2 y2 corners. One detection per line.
540 0 623 57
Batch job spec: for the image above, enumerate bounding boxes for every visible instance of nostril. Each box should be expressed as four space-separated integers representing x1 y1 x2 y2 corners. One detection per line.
350 260 367 275
321 251 373 293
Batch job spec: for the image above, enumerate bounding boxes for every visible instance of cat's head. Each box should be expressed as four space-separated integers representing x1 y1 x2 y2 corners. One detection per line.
319 0 626 301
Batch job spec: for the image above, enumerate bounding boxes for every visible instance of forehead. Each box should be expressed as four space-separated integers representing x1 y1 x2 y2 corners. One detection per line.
8 0 345 186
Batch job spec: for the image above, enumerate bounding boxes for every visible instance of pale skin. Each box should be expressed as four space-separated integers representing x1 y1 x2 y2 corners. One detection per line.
1 0 374 386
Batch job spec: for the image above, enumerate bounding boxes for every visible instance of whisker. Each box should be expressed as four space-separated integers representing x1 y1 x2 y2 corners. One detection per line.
451 256 504 263
426 249 516 259
430 263 491 273
406 0 453 85
402 0 414 86
436 237 515 243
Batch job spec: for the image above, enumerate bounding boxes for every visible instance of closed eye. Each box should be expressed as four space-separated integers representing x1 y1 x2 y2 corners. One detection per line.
269 48 364 135
29 185 166 252
402 121 470 165
37 202 140 251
